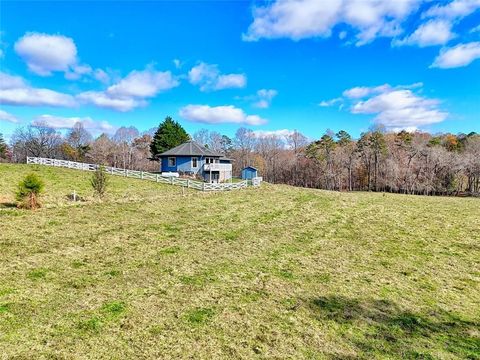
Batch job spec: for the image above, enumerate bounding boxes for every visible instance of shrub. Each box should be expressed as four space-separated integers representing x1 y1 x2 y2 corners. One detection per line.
91 166 108 198
16 173 44 209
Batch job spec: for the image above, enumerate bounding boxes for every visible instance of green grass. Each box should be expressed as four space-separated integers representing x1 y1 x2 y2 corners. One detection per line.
0 164 479 359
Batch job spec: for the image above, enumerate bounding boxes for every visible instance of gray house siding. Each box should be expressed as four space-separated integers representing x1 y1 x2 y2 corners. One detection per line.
158 141 232 182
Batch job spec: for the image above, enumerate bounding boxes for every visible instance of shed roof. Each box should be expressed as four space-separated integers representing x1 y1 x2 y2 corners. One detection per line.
159 140 224 157
242 166 258 171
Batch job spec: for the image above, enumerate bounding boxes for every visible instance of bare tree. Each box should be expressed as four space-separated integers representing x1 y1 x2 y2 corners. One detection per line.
208 131 224 152
11 123 63 162
193 129 209 147
233 128 256 171
286 130 308 185
65 122 93 161
89 133 116 166
113 126 139 169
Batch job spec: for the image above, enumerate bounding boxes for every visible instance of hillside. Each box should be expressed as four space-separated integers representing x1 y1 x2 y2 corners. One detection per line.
0 164 479 359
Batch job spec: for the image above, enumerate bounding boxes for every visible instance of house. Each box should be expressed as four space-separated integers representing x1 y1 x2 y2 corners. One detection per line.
158 140 232 183
241 166 258 180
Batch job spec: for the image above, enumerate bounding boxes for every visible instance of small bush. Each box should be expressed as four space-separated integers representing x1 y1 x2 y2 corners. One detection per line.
91 166 108 198
78 316 102 332
16 173 44 209
184 307 214 325
102 301 126 317
27 268 48 280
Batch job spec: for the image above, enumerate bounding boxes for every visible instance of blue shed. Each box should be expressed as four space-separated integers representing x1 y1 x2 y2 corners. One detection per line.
241 166 258 180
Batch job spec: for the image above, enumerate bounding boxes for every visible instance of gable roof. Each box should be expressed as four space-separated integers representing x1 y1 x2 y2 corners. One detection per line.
159 140 224 157
242 166 258 171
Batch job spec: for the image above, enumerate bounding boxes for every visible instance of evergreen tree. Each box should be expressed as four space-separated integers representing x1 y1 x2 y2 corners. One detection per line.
335 130 352 146
16 173 45 209
0 133 7 159
91 166 108 199
150 116 189 159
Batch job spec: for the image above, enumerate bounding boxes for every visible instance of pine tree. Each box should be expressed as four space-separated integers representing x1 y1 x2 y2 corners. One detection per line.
0 133 7 159
91 166 108 199
16 173 45 209
150 116 189 159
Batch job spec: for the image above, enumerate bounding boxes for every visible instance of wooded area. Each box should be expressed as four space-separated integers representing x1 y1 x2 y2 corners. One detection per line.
1 120 479 196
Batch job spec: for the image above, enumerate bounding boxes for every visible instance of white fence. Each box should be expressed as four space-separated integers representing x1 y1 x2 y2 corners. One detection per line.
26 157 261 192
252 177 263 187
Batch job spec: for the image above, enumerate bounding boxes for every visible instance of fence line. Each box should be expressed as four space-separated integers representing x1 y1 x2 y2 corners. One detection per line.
26 157 261 192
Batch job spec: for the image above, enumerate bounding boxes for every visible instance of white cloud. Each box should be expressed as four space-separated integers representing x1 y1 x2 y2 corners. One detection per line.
253 89 278 108
93 68 111 84
188 63 217 84
350 87 448 129
243 0 420 45
13 32 106 83
64 64 93 80
423 0 480 19
179 104 267 125
0 88 77 108
319 97 343 107
215 74 247 90
0 72 76 107
32 114 116 134
14 33 78 76
107 68 178 98
76 91 146 112
0 72 27 89
252 129 294 138
431 41 480 68
324 83 448 130
188 62 246 91
0 110 19 123
78 67 178 111
343 84 391 98
394 19 456 47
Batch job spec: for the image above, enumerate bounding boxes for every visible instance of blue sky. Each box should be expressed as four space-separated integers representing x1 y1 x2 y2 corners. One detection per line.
0 0 479 141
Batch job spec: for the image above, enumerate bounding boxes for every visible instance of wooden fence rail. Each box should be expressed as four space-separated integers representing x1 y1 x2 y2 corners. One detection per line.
26 157 260 192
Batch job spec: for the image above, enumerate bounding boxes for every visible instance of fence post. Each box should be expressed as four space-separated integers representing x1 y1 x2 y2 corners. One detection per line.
141 171 144 180
170 177 174 185
124 169 127 177
202 182 205 191
187 179 190 188
156 174 159 182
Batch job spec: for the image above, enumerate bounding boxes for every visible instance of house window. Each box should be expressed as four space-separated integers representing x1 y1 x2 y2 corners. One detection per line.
191 157 198 168
206 157 218 164
168 157 176 167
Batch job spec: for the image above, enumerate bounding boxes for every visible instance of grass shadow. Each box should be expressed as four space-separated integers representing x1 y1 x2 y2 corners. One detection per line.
0 201 17 208
308 295 479 358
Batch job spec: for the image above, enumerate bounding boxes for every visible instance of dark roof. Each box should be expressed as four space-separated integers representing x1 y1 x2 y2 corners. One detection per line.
242 166 258 171
220 156 234 161
159 140 224 157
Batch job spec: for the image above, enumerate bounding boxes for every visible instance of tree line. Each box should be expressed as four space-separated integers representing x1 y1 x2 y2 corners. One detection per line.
1 116 479 196
225 128 480 196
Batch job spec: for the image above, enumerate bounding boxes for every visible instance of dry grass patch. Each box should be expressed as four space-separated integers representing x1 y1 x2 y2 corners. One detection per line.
0 164 479 359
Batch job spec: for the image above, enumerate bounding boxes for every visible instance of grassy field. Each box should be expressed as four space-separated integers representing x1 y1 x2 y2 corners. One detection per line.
0 164 479 359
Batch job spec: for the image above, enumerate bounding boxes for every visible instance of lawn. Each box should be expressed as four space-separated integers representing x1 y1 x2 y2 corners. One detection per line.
0 164 479 359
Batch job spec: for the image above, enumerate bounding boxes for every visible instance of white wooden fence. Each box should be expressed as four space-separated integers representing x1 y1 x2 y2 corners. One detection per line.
26 157 261 192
